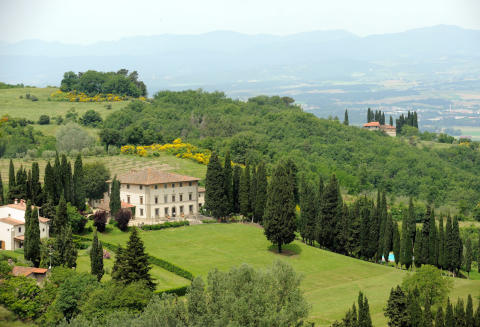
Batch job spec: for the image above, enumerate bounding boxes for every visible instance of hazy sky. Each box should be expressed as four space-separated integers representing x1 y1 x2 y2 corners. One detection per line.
1 0 479 44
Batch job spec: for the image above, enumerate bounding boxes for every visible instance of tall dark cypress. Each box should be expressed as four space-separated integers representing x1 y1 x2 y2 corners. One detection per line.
53 196 68 235
401 210 413 270
344 109 349 126
384 286 409 326
44 161 55 202
466 295 474 327
420 205 431 266
317 174 342 250
455 298 466 327
23 201 32 262
423 301 434 327
428 207 437 266
435 307 445 327
61 155 72 203
299 179 317 245
249 165 257 221
383 214 394 263
414 228 423 268
205 152 227 219
263 161 296 253
223 152 233 216
26 207 41 267
0 172 4 205
109 176 121 217
407 290 423 327
254 162 267 223
73 154 86 210
465 238 472 278
392 221 401 267
389 115 394 126
53 153 62 204
445 298 454 327
239 165 250 218
445 216 453 273
452 216 462 276
90 230 104 281
358 292 373 327
438 216 445 270
31 162 41 205
7 159 15 203
62 226 77 268
232 165 241 214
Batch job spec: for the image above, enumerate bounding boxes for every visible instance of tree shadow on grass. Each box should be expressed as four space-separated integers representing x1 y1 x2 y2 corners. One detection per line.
267 243 302 256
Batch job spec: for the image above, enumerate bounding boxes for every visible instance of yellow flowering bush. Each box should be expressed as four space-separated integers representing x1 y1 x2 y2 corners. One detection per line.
50 90 128 102
120 138 211 165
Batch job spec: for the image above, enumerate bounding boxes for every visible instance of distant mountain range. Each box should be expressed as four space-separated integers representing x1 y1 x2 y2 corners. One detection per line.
1 25 479 96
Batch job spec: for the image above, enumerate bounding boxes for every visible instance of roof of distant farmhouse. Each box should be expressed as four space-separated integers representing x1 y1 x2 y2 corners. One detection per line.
112 167 200 185
363 121 381 127
380 124 396 129
11 266 48 277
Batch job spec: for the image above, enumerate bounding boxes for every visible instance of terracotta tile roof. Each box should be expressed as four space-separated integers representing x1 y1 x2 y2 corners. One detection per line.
122 202 135 208
363 122 381 127
38 217 50 223
198 187 206 192
14 235 25 241
2 203 50 223
380 124 396 129
11 266 48 277
0 217 25 226
113 167 200 185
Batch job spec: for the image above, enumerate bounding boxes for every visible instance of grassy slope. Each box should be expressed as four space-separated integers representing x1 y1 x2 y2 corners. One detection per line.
0 153 207 184
0 87 127 137
93 223 480 326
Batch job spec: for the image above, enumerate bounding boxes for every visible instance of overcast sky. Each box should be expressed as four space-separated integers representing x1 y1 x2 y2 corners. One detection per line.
1 0 479 44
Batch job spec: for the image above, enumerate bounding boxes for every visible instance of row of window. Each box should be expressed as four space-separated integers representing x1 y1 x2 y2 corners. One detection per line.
137 204 195 217
125 181 195 190
127 193 195 204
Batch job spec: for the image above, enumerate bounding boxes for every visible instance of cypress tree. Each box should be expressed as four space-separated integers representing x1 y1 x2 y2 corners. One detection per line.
26 170 32 202
112 227 154 289
223 152 233 216
478 231 480 274
428 207 437 266
393 221 401 267
445 298 455 327
16 166 28 201
109 176 121 217
263 161 296 253
249 165 257 221
284 158 299 204
53 196 68 235
62 225 77 268
420 205 431 266
438 216 445 270
465 238 473 278
73 154 86 211
205 152 229 219
90 230 104 281
54 152 62 204
474 302 480 327
23 201 32 262
466 295 474 327
452 216 463 276
384 286 409 327
445 215 453 273
239 165 250 218
318 174 342 250
254 162 267 223
414 228 423 268
383 213 394 264
0 172 3 205
26 207 41 267
455 298 466 327
408 289 423 327
401 210 413 269
44 161 55 202
60 155 71 202
232 165 241 213
344 109 349 126
436 307 445 327
358 292 373 327
376 192 387 262
299 180 317 246
30 162 41 205
7 159 15 203
389 115 394 126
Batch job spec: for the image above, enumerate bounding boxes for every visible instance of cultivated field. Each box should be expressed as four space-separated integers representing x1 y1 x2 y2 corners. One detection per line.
0 153 207 184
91 223 480 326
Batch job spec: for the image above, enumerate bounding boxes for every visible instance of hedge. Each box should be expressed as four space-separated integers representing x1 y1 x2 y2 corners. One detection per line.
155 285 189 297
141 220 189 230
73 235 194 281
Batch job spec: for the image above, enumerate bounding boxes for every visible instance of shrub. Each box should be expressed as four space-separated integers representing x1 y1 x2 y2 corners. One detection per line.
93 210 108 233
107 145 120 156
26 149 38 158
155 285 189 297
38 115 50 125
56 123 95 153
67 203 88 234
81 147 91 156
141 221 189 231
80 110 103 127
115 209 131 231
41 150 56 159
30 95 38 101
92 146 105 156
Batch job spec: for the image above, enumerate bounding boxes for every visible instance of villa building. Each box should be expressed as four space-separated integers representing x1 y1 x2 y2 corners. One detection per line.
363 121 396 137
0 200 50 250
105 168 202 221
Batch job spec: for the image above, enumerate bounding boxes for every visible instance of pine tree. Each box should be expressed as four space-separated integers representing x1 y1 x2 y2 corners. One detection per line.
344 109 349 126
7 159 15 203
465 238 473 278
239 166 250 218
232 165 241 214
25 207 41 267
414 228 423 268
23 201 32 262
263 161 296 253
90 230 104 281
254 162 267 223
455 298 466 327
112 227 154 289
445 298 455 327
249 165 257 221
0 172 4 205
384 286 409 327
435 307 445 327
204 152 227 219
393 221 401 267
466 295 474 327
318 174 342 250
223 152 233 216
73 154 86 211
109 176 121 217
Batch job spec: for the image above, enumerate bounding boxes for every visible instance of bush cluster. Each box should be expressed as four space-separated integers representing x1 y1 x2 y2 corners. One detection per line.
141 220 189 230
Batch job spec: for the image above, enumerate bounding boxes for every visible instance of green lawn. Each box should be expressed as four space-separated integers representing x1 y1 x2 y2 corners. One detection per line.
92 223 480 326
0 153 207 184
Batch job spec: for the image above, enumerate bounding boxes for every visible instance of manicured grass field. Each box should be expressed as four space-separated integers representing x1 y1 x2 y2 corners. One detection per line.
92 223 480 326
0 153 207 184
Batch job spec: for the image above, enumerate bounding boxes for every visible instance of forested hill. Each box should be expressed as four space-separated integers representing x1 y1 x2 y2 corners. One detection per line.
101 90 480 209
